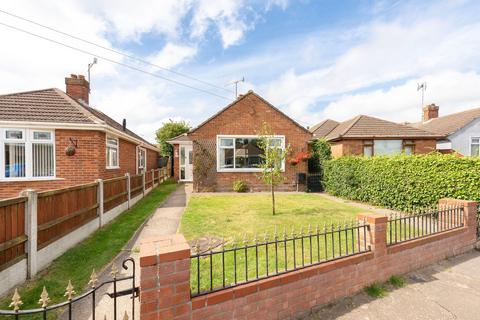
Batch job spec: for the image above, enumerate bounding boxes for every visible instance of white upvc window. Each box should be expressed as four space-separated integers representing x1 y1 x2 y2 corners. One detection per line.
106 136 119 169
137 147 146 173
0 128 55 180
216 135 285 172
471 137 480 157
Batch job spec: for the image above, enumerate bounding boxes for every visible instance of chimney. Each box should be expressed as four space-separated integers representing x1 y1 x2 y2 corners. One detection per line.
122 119 127 132
422 103 439 122
65 74 90 104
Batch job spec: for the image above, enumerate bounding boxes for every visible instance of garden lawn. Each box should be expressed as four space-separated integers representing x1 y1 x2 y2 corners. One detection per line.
0 180 177 319
181 193 370 241
180 193 373 294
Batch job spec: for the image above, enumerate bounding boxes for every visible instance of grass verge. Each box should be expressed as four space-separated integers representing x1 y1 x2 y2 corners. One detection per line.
0 180 177 315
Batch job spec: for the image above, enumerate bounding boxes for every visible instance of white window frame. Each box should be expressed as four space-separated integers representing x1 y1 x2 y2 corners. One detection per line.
470 136 480 157
106 135 120 169
137 146 147 174
0 128 56 181
216 135 285 173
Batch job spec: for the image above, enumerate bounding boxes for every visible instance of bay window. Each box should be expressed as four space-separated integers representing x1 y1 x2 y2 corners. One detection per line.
1 128 55 179
217 135 285 172
471 137 480 156
106 136 119 168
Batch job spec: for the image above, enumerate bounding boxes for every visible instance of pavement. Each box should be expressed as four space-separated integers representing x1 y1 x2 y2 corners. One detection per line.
62 183 192 320
307 249 480 320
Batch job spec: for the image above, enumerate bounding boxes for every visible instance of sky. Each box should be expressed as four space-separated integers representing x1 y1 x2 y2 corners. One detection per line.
1 0 480 143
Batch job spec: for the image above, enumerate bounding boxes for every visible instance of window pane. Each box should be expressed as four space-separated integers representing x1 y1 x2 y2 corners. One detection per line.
107 137 118 146
33 143 54 177
180 167 185 180
269 138 282 148
363 146 373 157
33 131 51 140
5 143 26 177
6 130 22 139
404 146 413 155
219 138 233 147
471 144 480 157
472 138 480 144
107 146 118 167
180 147 185 165
235 138 264 168
219 148 234 168
189 150 193 165
374 140 402 156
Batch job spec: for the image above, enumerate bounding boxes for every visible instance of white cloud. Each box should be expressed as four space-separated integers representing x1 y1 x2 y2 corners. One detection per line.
148 43 197 69
263 11 480 126
321 71 480 123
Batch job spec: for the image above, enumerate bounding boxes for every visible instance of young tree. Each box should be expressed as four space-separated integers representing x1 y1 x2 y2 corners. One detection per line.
155 120 190 156
257 122 291 215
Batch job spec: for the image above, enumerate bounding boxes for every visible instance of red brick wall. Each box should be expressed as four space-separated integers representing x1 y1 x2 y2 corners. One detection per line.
139 199 477 320
0 129 159 199
147 148 159 171
190 93 312 191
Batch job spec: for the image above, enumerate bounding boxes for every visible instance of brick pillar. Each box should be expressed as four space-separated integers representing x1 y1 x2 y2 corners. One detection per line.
357 213 388 258
140 235 192 320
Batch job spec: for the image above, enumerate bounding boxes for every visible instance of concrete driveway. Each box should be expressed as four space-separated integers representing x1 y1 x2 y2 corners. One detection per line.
308 249 480 320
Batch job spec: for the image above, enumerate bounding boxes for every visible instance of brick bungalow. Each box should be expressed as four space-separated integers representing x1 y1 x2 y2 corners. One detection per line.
168 91 312 191
0 74 159 199
311 115 441 157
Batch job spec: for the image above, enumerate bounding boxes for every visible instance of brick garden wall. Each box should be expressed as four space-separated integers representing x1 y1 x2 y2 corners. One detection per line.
139 199 478 320
189 93 312 192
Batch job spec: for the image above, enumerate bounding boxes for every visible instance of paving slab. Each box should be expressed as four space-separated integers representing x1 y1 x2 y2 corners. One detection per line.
307 250 480 320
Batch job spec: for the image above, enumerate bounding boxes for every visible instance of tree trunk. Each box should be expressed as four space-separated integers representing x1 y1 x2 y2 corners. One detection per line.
271 182 275 215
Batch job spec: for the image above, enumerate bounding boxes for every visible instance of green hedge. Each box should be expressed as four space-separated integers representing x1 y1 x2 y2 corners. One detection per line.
322 154 480 211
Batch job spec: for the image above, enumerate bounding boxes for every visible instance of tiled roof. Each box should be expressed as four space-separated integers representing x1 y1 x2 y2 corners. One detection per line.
0 88 157 149
409 108 480 136
325 115 441 141
0 88 96 124
167 133 191 143
310 119 339 138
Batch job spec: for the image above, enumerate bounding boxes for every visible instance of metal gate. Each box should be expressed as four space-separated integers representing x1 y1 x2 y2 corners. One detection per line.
0 258 139 320
307 174 323 192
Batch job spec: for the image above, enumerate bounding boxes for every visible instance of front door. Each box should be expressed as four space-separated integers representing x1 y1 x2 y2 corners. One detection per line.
179 145 193 181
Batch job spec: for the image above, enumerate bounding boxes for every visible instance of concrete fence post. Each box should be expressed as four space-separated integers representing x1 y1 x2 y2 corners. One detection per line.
96 179 104 228
151 169 155 187
139 235 191 319
21 189 38 279
125 173 131 209
142 172 146 197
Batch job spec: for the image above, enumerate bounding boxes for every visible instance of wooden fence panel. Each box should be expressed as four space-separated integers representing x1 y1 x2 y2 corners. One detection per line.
37 183 98 249
145 171 153 189
103 176 128 212
130 174 144 198
0 197 27 271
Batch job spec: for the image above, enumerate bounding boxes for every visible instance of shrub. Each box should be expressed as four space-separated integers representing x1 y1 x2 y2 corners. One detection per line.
323 154 480 211
233 180 249 193
308 139 331 173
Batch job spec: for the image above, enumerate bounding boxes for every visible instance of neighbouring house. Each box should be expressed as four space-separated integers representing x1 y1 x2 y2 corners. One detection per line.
310 114 440 158
0 74 159 199
168 91 312 191
409 104 480 156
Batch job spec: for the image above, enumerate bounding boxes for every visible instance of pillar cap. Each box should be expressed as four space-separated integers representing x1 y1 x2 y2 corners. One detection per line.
140 234 191 266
